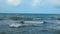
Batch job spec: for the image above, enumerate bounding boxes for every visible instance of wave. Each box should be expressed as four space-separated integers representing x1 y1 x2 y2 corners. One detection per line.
9 23 23 28
8 21 45 28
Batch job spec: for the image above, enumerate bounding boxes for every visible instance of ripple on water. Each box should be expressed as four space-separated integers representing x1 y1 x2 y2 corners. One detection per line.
53 29 60 34
0 32 6 34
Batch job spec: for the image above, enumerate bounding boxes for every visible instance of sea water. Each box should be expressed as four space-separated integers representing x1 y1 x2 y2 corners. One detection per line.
0 13 60 34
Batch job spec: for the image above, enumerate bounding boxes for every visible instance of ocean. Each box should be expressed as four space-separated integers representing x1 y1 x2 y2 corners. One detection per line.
0 13 60 34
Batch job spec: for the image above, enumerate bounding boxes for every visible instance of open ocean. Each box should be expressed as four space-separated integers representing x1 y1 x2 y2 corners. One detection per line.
0 13 60 34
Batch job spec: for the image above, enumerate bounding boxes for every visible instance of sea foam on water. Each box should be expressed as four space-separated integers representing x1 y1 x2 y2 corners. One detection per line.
9 23 22 27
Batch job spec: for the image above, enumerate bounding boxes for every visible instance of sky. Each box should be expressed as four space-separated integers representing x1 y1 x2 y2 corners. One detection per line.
0 0 60 14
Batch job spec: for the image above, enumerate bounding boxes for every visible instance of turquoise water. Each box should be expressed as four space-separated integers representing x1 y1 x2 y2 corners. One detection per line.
0 13 60 34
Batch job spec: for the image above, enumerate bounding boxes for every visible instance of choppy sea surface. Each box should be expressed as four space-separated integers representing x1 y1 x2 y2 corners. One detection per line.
0 13 60 34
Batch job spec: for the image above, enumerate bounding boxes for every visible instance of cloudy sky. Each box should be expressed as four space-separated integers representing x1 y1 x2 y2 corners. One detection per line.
0 0 60 14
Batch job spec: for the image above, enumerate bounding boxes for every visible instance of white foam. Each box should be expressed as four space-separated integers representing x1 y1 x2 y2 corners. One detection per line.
9 21 44 27
9 23 22 27
24 21 44 24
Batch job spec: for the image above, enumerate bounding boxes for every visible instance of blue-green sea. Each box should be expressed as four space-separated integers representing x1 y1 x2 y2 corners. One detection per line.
0 13 60 34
